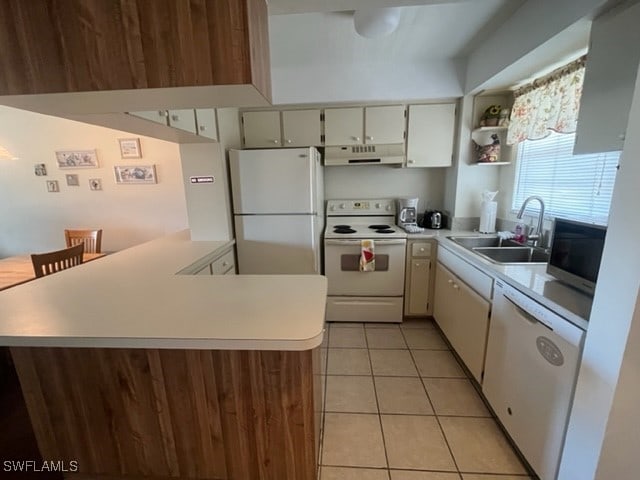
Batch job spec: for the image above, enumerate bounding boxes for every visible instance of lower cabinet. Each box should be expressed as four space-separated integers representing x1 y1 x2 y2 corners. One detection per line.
433 261 491 383
404 240 435 316
186 246 236 276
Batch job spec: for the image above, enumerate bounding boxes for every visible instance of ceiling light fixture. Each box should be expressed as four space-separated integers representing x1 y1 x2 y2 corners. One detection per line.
353 7 401 39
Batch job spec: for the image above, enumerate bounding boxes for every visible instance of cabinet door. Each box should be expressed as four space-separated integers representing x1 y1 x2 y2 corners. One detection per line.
129 110 168 125
407 259 431 316
407 104 456 167
574 1 640 154
168 109 197 134
324 108 363 145
195 108 218 140
365 105 405 144
282 109 322 146
453 278 491 383
242 111 281 148
433 262 456 339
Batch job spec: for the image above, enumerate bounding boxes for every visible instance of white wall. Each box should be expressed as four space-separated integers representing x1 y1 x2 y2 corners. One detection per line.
465 0 605 93
0 106 188 256
324 165 446 214
271 60 463 105
179 108 241 241
558 61 640 480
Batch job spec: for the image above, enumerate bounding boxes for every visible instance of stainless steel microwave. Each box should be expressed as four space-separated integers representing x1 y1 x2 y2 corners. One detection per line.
547 218 607 296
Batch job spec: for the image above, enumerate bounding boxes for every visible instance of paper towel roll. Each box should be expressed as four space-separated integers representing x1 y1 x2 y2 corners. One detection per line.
479 201 497 233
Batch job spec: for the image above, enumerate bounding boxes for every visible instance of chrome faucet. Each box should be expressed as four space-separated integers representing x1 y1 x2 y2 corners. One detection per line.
517 196 546 247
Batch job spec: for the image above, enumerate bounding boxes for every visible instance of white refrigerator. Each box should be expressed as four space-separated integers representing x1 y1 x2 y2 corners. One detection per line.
229 147 324 274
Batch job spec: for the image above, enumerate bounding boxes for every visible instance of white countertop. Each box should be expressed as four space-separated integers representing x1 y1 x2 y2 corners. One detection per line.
417 230 592 330
0 231 327 350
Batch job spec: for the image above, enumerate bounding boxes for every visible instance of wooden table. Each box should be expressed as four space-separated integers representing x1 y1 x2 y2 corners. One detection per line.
0 253 104 291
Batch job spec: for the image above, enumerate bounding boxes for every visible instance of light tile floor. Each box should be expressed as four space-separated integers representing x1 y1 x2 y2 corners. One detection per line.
319 319 533 480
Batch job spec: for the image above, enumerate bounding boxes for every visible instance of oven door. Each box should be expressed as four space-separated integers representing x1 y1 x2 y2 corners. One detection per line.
324 239 406 296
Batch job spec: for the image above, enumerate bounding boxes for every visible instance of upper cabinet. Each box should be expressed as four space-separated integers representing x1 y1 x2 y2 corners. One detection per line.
406 104 456 167
574 1 640 154
324 106 405 145
282 110 322 146
129 108 218 141
195 109 218 141
324 108 364 145
365 106 406 144
242 111 282 147
242 110 322 148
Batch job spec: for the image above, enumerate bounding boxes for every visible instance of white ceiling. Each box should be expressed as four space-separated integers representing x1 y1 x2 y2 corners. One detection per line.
267 0 593 104
269 1 522 67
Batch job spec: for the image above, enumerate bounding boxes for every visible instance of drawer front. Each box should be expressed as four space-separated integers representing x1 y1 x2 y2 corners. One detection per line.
438 245 493 300
211 250 235 275
411 242 432 257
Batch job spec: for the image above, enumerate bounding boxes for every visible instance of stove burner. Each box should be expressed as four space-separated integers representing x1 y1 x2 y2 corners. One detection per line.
334 225 351 229
334 227 356 234
376 229 395 234
369 224 390 230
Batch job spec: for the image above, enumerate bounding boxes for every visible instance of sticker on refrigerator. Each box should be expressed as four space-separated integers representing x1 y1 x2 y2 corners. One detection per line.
190 176 215 184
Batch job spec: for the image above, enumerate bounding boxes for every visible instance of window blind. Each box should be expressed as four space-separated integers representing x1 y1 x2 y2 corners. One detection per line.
512 131 619 225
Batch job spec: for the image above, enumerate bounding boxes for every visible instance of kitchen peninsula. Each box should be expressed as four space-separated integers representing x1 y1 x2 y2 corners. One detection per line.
0 231 327 479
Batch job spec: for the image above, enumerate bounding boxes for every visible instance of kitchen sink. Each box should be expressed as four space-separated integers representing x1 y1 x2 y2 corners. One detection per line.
472 246 550 264
447 236 549 264
447 235 523 249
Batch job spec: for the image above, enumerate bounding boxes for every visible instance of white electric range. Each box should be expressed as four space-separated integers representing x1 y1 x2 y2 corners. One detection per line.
324 199 407 323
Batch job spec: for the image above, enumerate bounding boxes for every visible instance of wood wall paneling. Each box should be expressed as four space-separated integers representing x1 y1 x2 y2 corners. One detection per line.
10 347 317 480
0 0 270 99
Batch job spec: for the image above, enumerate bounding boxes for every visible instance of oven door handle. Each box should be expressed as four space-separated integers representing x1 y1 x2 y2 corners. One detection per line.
325 239 406 246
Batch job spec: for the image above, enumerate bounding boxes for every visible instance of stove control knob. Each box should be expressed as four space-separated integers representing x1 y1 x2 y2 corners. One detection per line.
385 205 392 211
375 203 381 209
329 204 335 211
339 203 346 209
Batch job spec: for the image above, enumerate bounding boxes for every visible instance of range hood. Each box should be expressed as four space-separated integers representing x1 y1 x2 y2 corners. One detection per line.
324 144 405 166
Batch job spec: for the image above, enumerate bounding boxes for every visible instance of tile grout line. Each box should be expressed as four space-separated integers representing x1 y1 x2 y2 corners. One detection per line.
401 324 464 478
364 327 392 480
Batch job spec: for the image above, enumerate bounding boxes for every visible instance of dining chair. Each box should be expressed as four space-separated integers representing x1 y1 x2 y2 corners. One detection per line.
64 228 102 254
31 243 84 278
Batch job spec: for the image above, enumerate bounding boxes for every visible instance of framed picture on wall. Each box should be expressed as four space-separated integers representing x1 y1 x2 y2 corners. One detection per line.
114 165 157 184
89 178 102 191
66 174 79 186
55 149 99 169
118 138 142 159
46 180 59 192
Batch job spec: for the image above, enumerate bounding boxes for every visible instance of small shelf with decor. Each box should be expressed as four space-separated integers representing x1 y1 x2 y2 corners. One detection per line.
471 94 514 165
475 161 511 166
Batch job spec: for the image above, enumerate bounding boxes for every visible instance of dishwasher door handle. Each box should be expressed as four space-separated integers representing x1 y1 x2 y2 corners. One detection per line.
505 295 553 331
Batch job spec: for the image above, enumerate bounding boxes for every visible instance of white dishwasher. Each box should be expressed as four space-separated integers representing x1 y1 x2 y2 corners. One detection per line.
483 280 585 480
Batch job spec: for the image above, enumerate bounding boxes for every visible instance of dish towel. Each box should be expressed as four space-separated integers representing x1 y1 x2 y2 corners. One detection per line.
359 239 375 272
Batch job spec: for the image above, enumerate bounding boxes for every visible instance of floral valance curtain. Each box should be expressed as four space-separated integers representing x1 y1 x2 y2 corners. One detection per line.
506 56 586 146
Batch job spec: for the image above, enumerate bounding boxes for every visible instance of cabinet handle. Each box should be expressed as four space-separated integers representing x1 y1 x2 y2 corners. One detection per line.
272 140 279 144
159 110 167 117
419 247 425 252
366 135 373 141
199 125 207 131
447 279 453 284
619 133 626 140
286 139 292 144
415 263 420 267
452 283 459 290
353 136 361 141
222 262 228 267
408 159 415 164
171 114 179 121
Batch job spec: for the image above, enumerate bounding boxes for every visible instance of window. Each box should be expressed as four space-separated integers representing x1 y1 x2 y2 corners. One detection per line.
512 131 619 225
